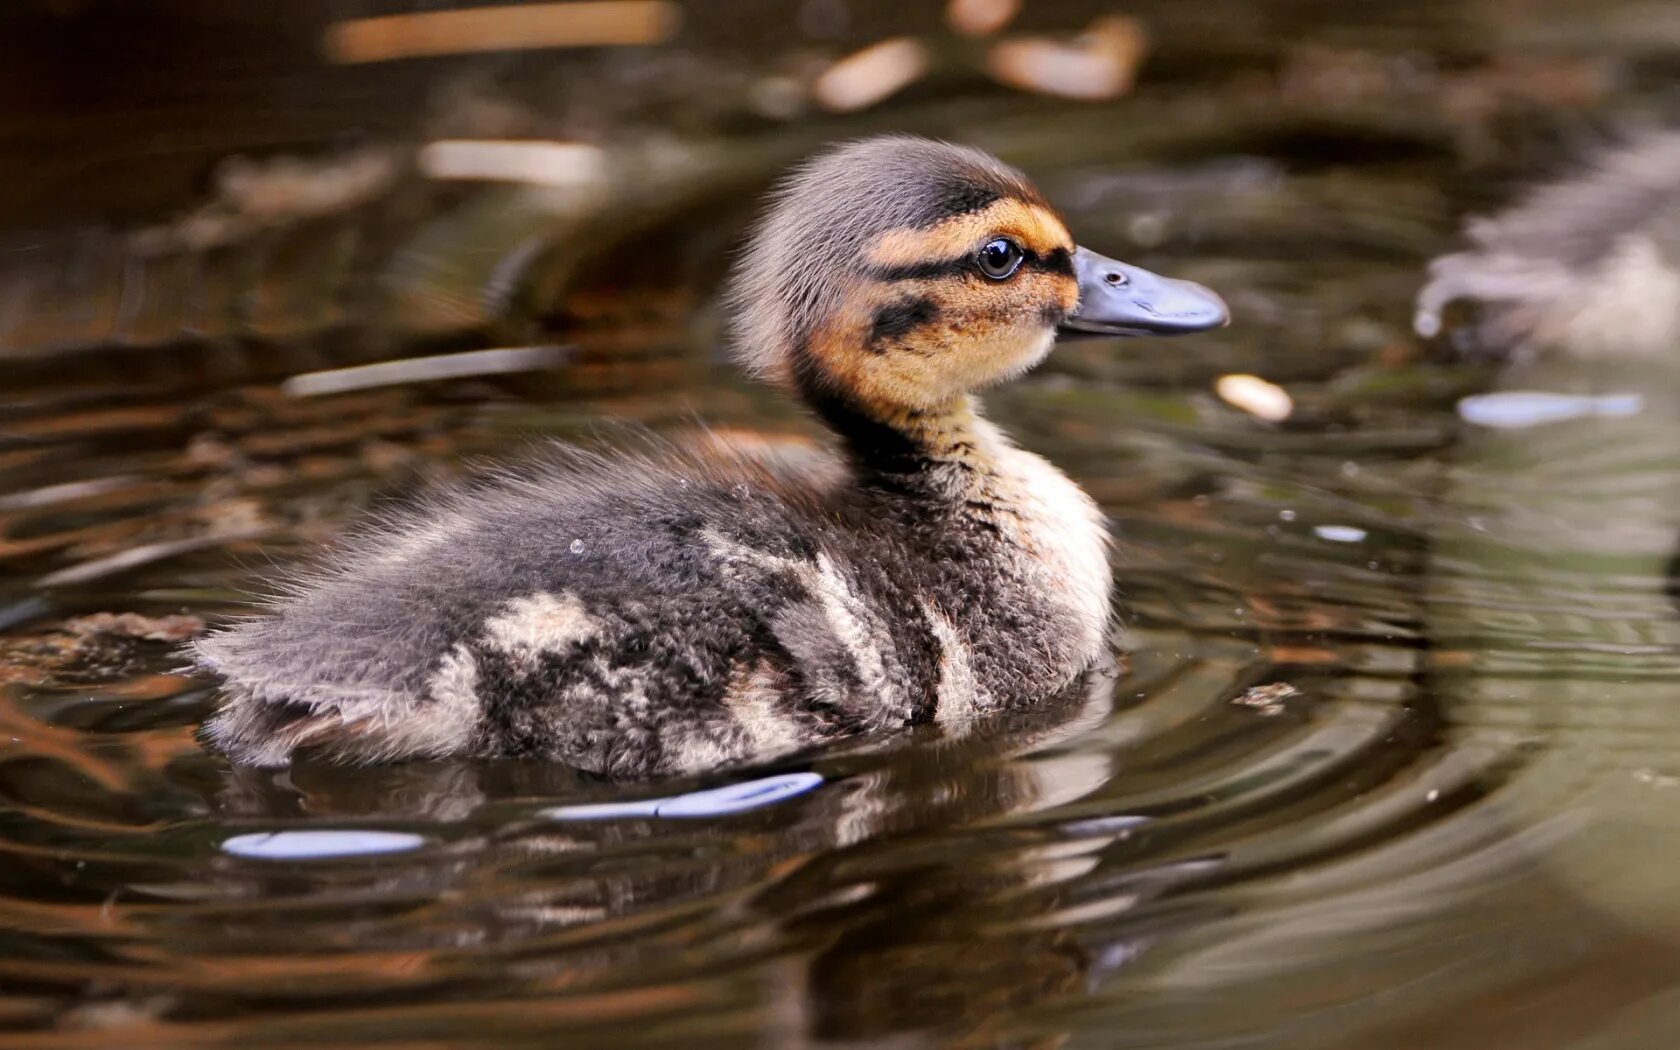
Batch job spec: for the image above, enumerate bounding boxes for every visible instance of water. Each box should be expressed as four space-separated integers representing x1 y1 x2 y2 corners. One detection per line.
4 3 1680 1046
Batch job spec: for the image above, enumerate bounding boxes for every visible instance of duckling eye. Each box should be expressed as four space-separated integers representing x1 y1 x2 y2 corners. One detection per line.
976 238 1024 280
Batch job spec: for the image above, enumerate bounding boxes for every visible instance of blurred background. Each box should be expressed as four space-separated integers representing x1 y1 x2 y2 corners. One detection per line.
4 1 1680 1047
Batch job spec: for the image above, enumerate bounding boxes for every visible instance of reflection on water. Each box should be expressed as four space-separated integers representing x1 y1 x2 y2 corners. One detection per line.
4 1 1680 1046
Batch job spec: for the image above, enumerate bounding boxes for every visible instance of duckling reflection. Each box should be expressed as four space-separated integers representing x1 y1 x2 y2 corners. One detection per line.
1416 130 1680 359
194 136 1227 777
1415 129 1680 973
202 663 1220 1045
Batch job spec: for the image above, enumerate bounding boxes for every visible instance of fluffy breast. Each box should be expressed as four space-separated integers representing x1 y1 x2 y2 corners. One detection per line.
987 437 1113 667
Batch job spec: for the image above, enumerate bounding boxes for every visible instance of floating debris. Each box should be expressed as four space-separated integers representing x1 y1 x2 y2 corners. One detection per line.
37 533 269 589
1232 682 1299 716
0 610 206 686
947 0 1020 37
1215 373 1294 422
814 38 931 112
543 772 824 820
746 74 808 120
0 476 140 513
282 346 571 398
1456 390 1643 430
1056 814 1151 838
418 140 607 187
222 830 427 860
130 147 401 255
324 2 681 64
986 16 1146 100
1313 524 1368 543
59 612 205 643
215 150 401 223
1634 768 1680 789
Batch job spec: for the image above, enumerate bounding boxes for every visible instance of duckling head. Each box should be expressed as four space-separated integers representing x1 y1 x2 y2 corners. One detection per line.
728 135 1228 417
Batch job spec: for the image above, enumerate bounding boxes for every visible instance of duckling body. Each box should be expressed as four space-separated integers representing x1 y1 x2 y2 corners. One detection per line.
197 137 1227 776
1416 131 1680 357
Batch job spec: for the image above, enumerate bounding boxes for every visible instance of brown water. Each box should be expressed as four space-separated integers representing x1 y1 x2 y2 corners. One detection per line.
4 3 1680 1047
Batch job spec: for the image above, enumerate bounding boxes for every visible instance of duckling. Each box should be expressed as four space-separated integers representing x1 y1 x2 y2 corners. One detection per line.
1416 131 1680 357
194 135 1228 777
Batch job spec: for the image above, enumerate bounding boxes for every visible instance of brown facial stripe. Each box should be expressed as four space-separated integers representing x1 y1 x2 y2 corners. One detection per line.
868 297 940 352
867 244 1073 283
867 198 1074 270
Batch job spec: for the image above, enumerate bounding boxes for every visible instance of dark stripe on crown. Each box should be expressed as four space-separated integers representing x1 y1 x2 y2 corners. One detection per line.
912 182 1003 226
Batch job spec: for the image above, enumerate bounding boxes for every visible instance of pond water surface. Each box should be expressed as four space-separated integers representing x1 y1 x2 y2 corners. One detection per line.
4 3 1680 1047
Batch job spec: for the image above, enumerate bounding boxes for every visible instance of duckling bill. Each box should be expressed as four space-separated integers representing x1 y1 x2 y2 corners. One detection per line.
195 135 1228 777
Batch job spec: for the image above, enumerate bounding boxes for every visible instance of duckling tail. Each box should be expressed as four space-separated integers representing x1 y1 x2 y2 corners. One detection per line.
193 627 482 766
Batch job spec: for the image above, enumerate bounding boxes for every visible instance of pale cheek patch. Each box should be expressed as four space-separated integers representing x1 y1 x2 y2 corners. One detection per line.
875 313 1053 399
995 328 1058 381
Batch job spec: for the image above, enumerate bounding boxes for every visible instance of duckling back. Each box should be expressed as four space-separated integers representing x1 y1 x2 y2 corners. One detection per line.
199 435 1107 775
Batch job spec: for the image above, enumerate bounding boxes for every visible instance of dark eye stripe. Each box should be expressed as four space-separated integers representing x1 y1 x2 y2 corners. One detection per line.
1037 247 1074 278
868 245 1075 282
867 257 972 282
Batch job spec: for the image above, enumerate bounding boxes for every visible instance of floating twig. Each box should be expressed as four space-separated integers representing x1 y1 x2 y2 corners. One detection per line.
281 345 572 398
324 2 682 64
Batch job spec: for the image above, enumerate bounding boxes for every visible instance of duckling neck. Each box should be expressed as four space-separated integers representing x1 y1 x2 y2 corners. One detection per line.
801 381 996 494
802 381 1114 669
